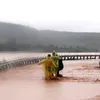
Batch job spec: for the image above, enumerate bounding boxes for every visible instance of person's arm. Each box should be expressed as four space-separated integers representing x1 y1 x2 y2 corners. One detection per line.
51 60 56 67
57 56 60 60
38 59 46 65
55 56 60 60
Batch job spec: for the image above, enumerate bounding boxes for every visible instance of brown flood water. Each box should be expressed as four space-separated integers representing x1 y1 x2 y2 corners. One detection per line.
0 60 100 100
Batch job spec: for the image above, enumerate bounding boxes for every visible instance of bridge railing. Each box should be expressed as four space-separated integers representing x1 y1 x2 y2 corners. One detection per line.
0 54 100 70
0 56 46 70
60 54 100 60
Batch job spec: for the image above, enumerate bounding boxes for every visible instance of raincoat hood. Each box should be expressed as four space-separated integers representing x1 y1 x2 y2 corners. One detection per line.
52 51 56 56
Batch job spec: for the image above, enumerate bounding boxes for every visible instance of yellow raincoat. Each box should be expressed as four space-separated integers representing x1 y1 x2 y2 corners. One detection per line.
38 57 56 80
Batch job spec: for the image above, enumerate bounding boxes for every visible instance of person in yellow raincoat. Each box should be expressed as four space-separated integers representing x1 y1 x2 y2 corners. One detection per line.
38 54 56 80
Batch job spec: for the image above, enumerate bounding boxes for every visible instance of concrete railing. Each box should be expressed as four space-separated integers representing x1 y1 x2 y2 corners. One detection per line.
0 54 100 71
0 56 46 70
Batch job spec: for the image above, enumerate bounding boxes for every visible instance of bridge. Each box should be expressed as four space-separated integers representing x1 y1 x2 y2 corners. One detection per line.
0 54 100 70
61 54 100 60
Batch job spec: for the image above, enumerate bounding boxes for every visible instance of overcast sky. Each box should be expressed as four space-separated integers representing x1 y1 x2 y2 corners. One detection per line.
0 0 100 32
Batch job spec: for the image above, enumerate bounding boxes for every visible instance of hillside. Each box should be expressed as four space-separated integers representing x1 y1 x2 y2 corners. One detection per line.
0 22 38 44
0 22 100 51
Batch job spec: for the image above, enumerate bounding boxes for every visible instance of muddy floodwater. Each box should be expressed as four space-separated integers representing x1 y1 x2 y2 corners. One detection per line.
0 52 100 100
